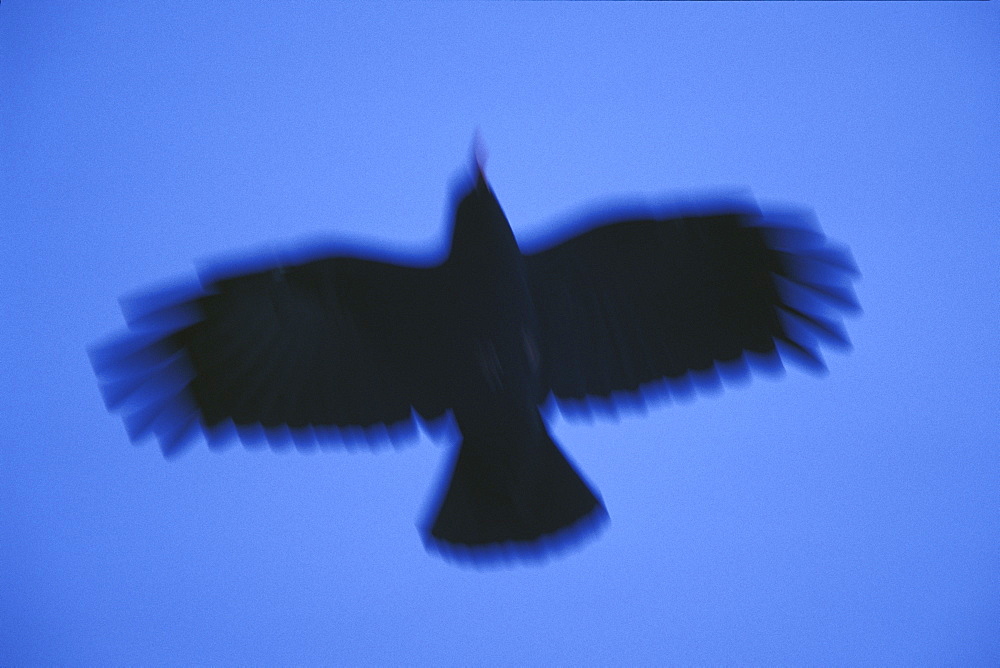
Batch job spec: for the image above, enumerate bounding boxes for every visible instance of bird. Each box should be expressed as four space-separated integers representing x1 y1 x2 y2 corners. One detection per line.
91 151 859 563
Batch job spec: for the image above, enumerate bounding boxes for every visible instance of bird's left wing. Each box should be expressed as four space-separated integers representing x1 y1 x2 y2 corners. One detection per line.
523 201 859 409
92 255 456 455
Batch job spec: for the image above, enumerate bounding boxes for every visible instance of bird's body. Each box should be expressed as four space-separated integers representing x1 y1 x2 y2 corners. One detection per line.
428 171 604 547
92 154 858 562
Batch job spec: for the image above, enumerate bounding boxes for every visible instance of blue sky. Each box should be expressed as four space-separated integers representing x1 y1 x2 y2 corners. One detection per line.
2 3 998 665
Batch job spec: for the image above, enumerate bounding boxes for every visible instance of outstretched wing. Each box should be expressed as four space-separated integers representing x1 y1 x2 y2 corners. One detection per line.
523 202 859 407
91 254 456 455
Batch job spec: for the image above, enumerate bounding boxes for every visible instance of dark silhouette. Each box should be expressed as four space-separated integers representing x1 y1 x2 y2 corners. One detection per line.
91 154 859 564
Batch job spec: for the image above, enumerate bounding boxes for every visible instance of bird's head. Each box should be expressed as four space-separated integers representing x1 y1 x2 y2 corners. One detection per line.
446 150 516 263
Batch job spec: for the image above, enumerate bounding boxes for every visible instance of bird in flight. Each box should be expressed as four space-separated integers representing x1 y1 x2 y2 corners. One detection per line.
91 151 859 564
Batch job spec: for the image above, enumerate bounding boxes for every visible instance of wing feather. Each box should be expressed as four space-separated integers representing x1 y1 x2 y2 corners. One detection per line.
524 205 859 406
91 255 455 454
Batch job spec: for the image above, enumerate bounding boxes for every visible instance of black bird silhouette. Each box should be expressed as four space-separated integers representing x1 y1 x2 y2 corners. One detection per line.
91 154 859 562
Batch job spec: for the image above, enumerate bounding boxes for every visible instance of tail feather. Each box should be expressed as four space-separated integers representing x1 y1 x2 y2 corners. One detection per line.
427 420 606 548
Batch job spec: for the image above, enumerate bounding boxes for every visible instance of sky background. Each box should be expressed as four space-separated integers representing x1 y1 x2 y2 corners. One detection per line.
3 3 998 665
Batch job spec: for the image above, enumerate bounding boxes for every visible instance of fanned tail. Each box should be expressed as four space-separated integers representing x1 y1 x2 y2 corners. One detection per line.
427 416 607 551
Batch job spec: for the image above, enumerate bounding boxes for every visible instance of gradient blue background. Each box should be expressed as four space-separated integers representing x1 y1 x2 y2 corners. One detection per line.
3 3 998 664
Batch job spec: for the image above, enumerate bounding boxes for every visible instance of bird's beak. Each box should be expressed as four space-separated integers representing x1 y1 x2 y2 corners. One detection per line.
472 131 488 184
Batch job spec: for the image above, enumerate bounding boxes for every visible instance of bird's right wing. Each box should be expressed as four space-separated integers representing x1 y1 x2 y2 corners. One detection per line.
523 203 859 406
91 255 457 454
